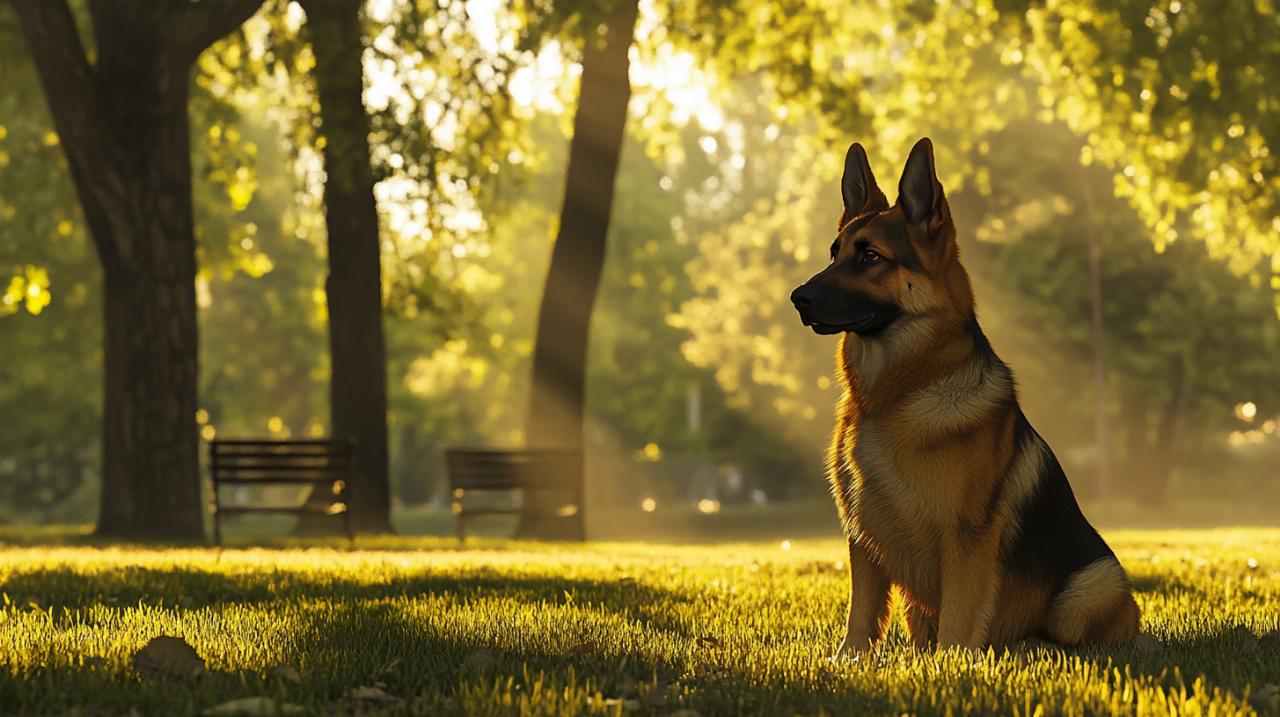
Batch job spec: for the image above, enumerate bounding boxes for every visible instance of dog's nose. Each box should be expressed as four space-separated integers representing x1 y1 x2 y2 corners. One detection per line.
791 283 819 307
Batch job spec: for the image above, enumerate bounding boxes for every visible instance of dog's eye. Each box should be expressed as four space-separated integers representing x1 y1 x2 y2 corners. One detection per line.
861 248 884 264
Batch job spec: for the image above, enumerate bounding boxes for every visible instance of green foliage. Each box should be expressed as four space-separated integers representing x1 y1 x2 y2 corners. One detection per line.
1014 0 1280 282
4 0 1280 519
955 120 1280 497
0 529 1277 714
0 8 100 520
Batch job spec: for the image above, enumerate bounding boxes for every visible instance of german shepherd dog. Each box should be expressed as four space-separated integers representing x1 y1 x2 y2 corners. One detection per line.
790 138 1140 653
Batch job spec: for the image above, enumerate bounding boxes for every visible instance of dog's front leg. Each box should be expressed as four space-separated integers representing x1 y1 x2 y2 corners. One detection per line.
835 537 891 658
936 533 1000 649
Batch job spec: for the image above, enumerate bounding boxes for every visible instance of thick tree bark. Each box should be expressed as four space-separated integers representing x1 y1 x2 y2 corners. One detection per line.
12 0 261 540
295 0 392 534
518 0 639 540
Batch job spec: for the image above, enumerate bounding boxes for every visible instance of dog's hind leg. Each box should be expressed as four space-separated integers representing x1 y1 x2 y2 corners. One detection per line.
902 590 937 648
1040 557 1141 645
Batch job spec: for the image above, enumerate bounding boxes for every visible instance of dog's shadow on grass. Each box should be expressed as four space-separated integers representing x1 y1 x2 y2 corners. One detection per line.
997 627 1280 695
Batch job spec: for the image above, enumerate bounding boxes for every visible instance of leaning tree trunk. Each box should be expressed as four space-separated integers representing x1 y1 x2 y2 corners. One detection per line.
517 0 639 540
12 0 263 540
295 0 392 534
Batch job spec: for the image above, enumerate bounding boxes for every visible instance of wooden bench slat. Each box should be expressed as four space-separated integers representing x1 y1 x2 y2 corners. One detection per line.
213 449 351 458
215 505 347 515
213 439 350 446
213 476 347 486
213 465 348 476
209 438 354 544
213 448 350 456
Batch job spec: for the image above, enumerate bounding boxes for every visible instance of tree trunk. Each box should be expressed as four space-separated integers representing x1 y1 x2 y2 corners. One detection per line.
1120 392 1150 500
1148 351 1193 505
295 0 392 534
12 0 261 540
98 256 201 538
518 0 639 540
1078 168 1111 503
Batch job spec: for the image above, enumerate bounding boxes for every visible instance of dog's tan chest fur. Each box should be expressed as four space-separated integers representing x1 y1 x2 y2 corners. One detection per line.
834 358 1022 612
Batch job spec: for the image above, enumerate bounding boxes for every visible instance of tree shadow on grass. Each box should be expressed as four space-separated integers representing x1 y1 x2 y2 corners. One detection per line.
0 568 899 716
3 564 1276 715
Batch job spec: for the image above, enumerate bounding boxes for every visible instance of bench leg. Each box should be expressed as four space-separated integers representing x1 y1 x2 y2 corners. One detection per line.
457 513 466 545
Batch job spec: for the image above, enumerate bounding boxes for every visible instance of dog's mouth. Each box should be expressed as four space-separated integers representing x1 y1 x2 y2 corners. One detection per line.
801 311 890 336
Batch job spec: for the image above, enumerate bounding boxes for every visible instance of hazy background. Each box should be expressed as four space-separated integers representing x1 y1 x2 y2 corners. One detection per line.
1 0 1278 536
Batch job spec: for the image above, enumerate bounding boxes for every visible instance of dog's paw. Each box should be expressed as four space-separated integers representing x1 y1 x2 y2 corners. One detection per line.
830 639 870 662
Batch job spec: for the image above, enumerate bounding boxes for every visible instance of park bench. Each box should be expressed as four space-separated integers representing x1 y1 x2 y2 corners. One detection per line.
445 448 582 542
208 439 355 545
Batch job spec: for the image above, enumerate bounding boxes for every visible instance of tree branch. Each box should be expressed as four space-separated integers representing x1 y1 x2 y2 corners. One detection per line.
9 0 97 130
9 0 122 263
168 0 265 62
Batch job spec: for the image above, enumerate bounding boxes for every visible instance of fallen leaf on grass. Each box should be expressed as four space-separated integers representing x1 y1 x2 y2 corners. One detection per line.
267 665 302 685
202 697 303 716
696 635 722 648
1249 684 1280 713
464 648 496 669
374 656 402 677
133 636 206 679
347 686 397 704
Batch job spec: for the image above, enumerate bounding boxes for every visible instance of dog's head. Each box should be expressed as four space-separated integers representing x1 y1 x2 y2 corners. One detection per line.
791 138 972 338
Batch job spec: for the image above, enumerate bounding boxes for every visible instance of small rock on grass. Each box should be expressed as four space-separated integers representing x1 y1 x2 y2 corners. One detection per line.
1248 684 1280 713
203 697 303 716
1130 633 1164 654
267 665 302 685
133 636 206 679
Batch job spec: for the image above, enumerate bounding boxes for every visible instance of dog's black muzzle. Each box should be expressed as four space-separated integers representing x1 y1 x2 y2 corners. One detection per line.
791 282 899 336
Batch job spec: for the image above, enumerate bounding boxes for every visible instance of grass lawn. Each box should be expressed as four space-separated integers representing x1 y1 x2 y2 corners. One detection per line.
1 527 1278 715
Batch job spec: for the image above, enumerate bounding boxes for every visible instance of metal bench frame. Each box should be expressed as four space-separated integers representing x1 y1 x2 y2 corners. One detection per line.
445 448 582 542
209 438 355 545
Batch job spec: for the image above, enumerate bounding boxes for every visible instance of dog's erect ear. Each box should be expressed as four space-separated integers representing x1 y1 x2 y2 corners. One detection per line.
839 142 889 228
897 137 948 228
